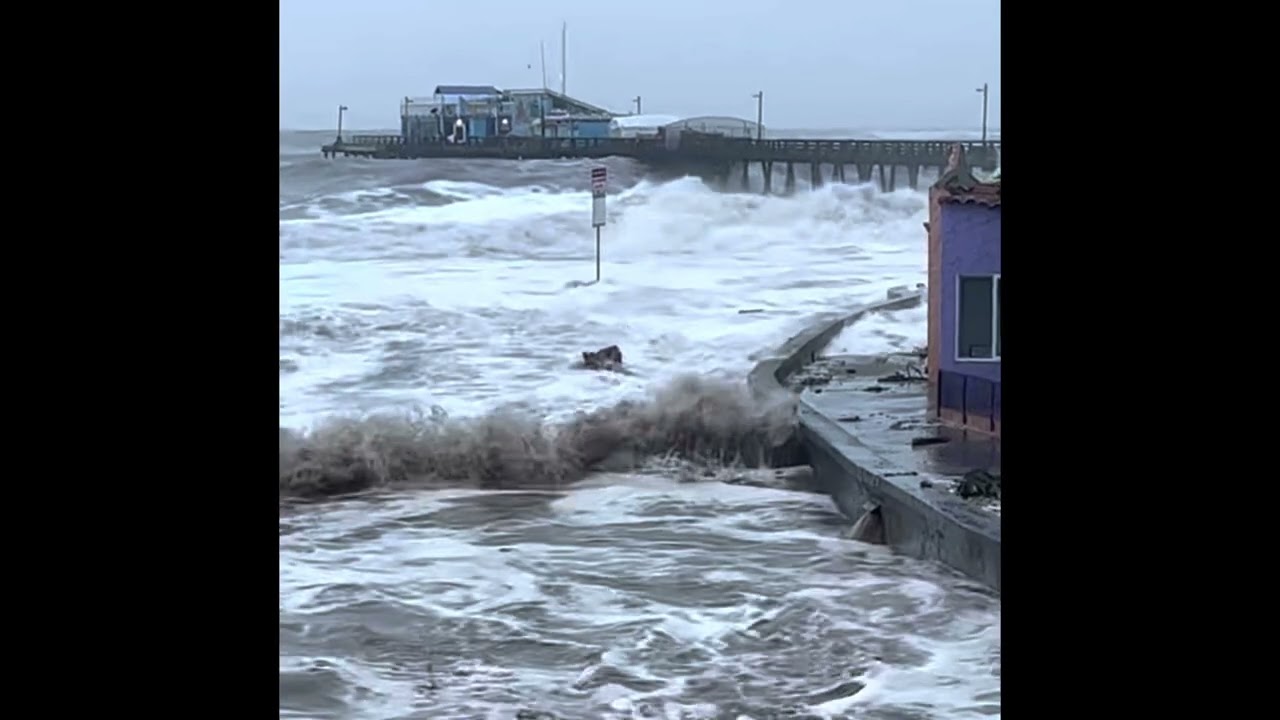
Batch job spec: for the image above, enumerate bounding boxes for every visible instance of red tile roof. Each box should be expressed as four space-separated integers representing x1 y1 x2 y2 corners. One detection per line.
933 144 1000 207
939 183 1000 207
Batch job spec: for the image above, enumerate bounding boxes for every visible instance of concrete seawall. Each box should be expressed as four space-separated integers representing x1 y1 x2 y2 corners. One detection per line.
748 289 1001 592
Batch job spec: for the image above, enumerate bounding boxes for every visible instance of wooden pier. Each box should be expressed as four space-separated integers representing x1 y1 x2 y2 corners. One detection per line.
321 134 1000 193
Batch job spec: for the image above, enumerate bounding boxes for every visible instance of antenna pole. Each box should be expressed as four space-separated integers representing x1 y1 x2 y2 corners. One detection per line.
751 92 763 141
978 82 989 145
540 42 547 90
561 22 567 95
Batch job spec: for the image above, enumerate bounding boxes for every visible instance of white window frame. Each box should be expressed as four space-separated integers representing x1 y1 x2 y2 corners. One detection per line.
955 273 1001 362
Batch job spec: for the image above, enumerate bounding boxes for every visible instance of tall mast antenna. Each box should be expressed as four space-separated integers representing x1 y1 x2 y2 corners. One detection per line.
540 41 547 89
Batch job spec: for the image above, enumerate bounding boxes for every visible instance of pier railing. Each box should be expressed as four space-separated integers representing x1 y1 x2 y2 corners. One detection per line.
324 134 1000 169
675 135 1000 166
330 135 662 159
348 134 404 145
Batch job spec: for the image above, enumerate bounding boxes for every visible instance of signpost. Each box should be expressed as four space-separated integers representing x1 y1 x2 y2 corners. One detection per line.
590 166 606 283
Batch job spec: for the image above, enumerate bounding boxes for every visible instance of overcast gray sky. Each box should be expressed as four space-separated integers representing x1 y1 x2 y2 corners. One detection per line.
280 0 1000 132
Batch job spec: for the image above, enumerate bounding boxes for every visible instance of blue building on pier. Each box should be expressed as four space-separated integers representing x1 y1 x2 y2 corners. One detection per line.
401 84 616 143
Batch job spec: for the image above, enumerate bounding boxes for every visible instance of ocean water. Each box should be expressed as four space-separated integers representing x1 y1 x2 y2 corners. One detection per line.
279 129 1000 719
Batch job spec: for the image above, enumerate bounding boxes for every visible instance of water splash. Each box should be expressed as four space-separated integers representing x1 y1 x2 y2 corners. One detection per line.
280 374 798 501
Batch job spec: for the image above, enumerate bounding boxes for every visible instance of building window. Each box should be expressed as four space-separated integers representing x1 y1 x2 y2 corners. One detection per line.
957 275 1000 360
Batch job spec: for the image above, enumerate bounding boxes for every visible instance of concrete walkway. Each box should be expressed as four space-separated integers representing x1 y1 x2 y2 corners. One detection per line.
748 289 1001 592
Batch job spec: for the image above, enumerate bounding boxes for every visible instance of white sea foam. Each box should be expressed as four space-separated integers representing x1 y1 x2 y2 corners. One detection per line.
279 150 999 718
280 174 929 427
826 303 930 356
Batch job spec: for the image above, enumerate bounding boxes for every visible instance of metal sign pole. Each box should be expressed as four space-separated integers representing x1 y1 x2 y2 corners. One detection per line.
590 166 607 283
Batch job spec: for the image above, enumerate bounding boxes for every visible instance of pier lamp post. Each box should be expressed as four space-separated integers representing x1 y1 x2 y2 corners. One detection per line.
633 96 642 115
751 91 763 141
975 83 988 145
336 104 348 144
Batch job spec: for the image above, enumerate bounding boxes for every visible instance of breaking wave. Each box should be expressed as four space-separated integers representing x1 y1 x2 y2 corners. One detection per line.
279 374 798 501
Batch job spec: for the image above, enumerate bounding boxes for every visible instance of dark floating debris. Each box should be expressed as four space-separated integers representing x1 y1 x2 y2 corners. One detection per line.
516 711 558 720
580 344 623 372
836 415 862 422
955 469 1001 500
877 370 927 384
738 308 765 314
910 436 948 448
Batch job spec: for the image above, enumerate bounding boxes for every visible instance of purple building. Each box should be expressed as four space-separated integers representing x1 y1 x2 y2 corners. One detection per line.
926 146 1001 437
